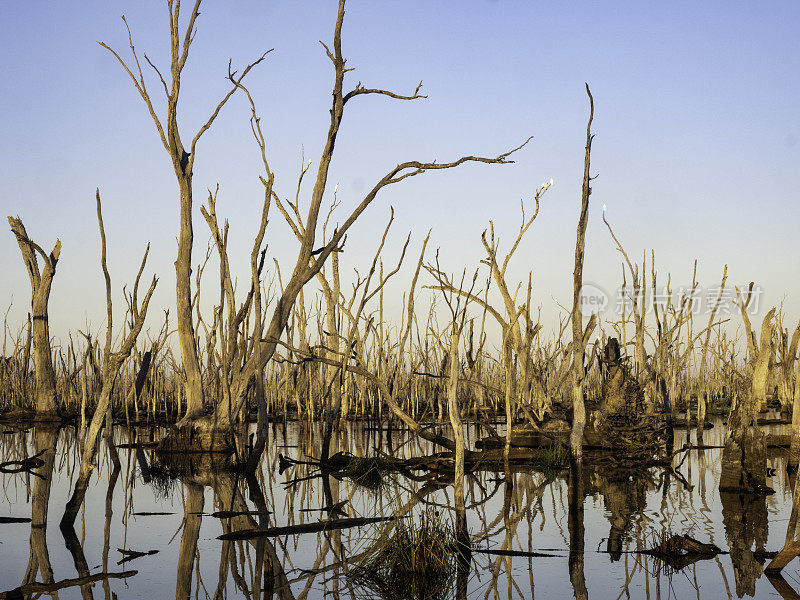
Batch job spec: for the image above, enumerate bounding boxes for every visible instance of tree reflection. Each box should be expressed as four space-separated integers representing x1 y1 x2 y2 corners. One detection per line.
720 491 768 597
23 425 57 589
568 462 588 600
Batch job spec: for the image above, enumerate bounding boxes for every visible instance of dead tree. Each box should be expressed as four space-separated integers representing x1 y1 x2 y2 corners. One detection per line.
168 0 530 445
100 0 268 425
736 283 776 411
602 211 654 410
7 217 61 417
569 84 596 464
61 191 157 527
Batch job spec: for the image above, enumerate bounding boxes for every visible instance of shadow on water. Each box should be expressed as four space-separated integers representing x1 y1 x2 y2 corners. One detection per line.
1 417 800 598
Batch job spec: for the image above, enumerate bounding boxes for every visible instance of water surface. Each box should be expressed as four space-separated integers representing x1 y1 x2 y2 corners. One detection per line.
0 417 797 599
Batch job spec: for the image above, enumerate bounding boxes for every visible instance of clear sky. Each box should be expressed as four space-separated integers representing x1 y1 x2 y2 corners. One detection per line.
1 1 798 349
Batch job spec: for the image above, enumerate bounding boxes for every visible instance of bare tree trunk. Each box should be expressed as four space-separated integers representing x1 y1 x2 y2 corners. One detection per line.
7 217 60 416
101 1 267 426
176 175 205 421
447 329 467 548
61 192 158 527
569 85 595 464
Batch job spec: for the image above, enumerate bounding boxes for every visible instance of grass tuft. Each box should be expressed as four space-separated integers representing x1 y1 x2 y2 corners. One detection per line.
353 509 458 599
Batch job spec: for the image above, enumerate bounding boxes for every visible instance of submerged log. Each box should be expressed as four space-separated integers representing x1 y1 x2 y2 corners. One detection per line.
765 542 800 575
218 515 400 540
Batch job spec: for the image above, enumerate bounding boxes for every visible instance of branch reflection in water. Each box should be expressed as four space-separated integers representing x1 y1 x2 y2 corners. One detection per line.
0 419 799 599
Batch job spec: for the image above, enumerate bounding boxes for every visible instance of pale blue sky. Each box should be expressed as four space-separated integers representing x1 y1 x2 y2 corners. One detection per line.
1 1 798 346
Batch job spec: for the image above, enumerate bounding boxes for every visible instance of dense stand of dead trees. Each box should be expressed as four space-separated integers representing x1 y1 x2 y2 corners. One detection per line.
2 0 800 537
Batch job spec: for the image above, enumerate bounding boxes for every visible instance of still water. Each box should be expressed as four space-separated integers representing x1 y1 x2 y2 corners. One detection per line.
0 418 797 599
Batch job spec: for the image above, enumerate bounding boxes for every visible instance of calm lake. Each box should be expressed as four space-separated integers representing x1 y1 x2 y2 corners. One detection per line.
0 417 797 599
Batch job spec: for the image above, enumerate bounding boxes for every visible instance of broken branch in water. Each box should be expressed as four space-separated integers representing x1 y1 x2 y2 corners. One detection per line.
218 515 404 540
117 548 159 565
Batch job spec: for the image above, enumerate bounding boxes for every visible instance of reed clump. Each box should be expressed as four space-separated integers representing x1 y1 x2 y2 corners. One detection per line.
540 441 569 475
354 510 457 599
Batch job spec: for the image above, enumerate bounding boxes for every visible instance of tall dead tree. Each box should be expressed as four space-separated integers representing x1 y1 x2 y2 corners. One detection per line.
174 0 530 444
100 0 267 424
7 217 60 417
61 191 157 527
569 84 596 464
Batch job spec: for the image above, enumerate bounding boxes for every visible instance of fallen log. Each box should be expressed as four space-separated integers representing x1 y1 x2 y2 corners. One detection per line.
218 515 401 540
0 570 136 599
472 547 563 558
0 517 31 524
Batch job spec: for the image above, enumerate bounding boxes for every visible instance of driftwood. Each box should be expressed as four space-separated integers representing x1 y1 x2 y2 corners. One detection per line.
218 515 401 540
0 517 31 524
115 442 159 449
0 570 137 599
